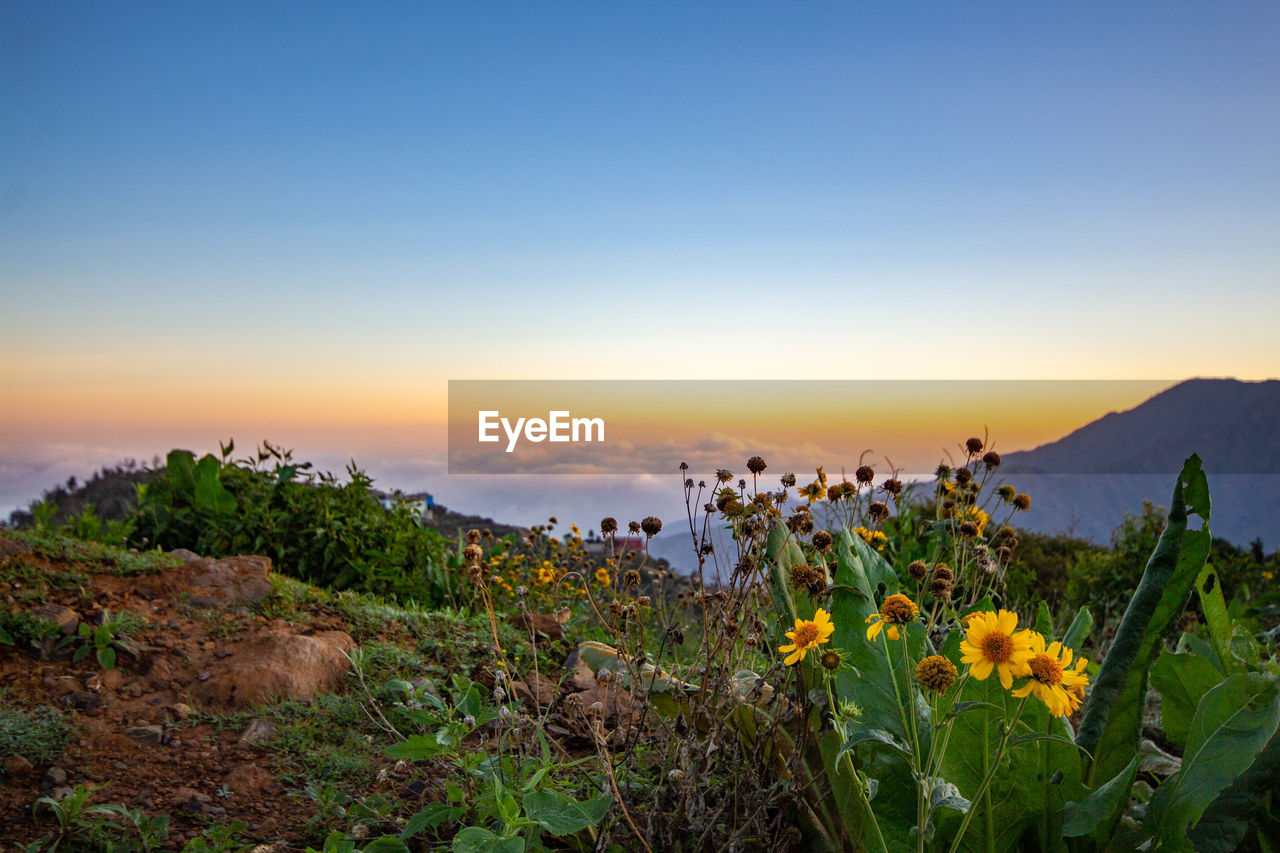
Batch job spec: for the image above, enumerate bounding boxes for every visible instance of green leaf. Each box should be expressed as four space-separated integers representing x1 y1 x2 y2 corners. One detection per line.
1145 673 1280 846
450 826 524 853
359 839 410 853
1194 563 1237 674
1076 455 1212 788
386 734 447 761
1151 649 1224 749
1061 755 1140 841
523 790 611 836
1190 725 1280 853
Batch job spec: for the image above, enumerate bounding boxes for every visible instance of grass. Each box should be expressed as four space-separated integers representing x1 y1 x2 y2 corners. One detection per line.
0 699 70 766
8 528 185 576
0 554 88 603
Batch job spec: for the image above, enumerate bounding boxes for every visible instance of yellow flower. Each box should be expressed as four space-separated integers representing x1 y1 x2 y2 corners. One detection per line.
854 526 889 551
595 567 611 585
797 480 826 504
1263 571 1275 581
959 610 1035 689
960 506 990 537
865 593 919 642
779 608 835 665
1011 634 1090 717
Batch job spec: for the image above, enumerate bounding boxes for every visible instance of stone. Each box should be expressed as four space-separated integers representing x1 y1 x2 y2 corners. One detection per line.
509 612 564 643
224 763 281 798
170 703 195 721
173 556 274 608
128 725 170 745
28 604 80 636
511 671 558 707
64 691 105 712
43 766 68 789
101 669 124 690
238 719 276 746
4 755 34 776
195 630 355 707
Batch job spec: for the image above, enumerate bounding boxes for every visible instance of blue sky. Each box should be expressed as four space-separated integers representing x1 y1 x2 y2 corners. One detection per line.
2 1 1278 521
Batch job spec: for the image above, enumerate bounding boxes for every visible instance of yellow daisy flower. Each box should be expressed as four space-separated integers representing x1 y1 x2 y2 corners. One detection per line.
779 608 835 666
865 593 919 642
595 567 611 585
797 480 826 504
959 610 1035 689
1012 634 1090 717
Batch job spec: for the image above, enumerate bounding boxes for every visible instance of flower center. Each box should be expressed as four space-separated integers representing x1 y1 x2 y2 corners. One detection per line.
981 632 1014 663
882 594 918 624
793 622 820 648
1029 654 1064 685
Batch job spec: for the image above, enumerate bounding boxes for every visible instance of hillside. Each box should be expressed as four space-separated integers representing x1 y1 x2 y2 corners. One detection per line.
1001 378 1280 544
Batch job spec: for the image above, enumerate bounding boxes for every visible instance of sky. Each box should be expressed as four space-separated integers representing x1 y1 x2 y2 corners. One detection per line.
2 2 1278 525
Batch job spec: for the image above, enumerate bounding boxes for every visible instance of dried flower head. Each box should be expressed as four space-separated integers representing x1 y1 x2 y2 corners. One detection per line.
600 517 618 535
1013 493 1032 511
954 467 973 486
747 456 767 475
959 520 980 538
623 568 641 588
716 469 734 483
641 516 663 538
868 501 890 523
637 595 651 607
908 560 928 580
930 577 953 600
812 530 833 551
855 465 875 485
781 472 797 488
966 437 984 456
936 464 952 481
881 478 904 497
932 564 954 582
463 543 484 565
995 484 1017 502
820 649 843 671
466 529 481 545
982 451 1002 469
628 521 641 534
916 655 958 692
554 608 571 625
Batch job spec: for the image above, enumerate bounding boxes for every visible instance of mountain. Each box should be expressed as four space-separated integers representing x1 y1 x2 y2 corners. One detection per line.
1001 378 1280 545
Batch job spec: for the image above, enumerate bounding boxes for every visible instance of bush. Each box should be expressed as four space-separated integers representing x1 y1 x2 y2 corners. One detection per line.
128 442 454 603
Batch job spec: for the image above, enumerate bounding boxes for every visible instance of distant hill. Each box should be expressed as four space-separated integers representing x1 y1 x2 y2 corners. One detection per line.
1001 378 1280 545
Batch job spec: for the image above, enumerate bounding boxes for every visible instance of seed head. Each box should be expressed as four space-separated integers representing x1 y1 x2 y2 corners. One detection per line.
959 521 979 538
982 451 1001 469
954 467 973 486
747 456 767 475
965 437 984 456
641 516 662 537
781 473 797 488
628 521 641 534
716 469 734 483
868 501 890 523
1013 493 1032 511
600 517 618 535
820 650 843 671
812 530 833 551
916 655 958 692
624 569 641 588
930 577 953 601
908 560 928 580
881 478 904 497
466 529 481 545
932 564 954 582
855 465 875 485
638 595 651 607
463 543 483 565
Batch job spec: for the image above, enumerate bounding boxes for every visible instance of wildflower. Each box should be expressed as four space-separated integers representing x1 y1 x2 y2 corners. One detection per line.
716 469 734 483
623 568 641 588
1013 493 1032 511
855 465 875 485
463 543 483 565
641 516 663 537
600 517 617 535
982 451 1001 469
966 437 984 455
959 610 1035 688
779 608 835 665
960 506 990 537
797 480 826 504
954 467 973 486
935 464 952 481
595 567 611 586
747 456 767 475
930 577 953 600
812 530 833 551
865 594 919 642
908 560 928 580
996 484 1017 502
1012 634 1090 717
882 478 904 497
932 564 954 582
781 473 797 488
868 501 890 523
854 526 888 551
916 655 958 692
959 521 979 538
820 649 843 671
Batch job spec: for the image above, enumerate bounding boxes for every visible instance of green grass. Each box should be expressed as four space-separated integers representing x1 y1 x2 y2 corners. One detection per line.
0 553 88 602
8 528 185 576
0 700 70 766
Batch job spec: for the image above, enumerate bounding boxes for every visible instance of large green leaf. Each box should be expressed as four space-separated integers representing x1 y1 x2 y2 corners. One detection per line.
1061 754 1140 843
450 827 523 853
1194 562 1237 674
1144 673 1280 850
1076 455 1212 787
523 791 610 836
1189 725 1280 853
1150 649 1225 749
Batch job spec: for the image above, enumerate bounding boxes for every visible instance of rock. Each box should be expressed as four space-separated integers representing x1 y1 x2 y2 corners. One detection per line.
170 703 195 721
512 672 558 707
174 555 274 608
101 669 124 690
195 630 355 707
121 682 145 698
238 719 276 746
43 766 68 789
0 536 33 562
28 604 80 636
174 786 211 804
509 612 564 643
168 548 201 562
128 725 170 745
224 764 281 798
64 691 105 712
4 755 34 776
